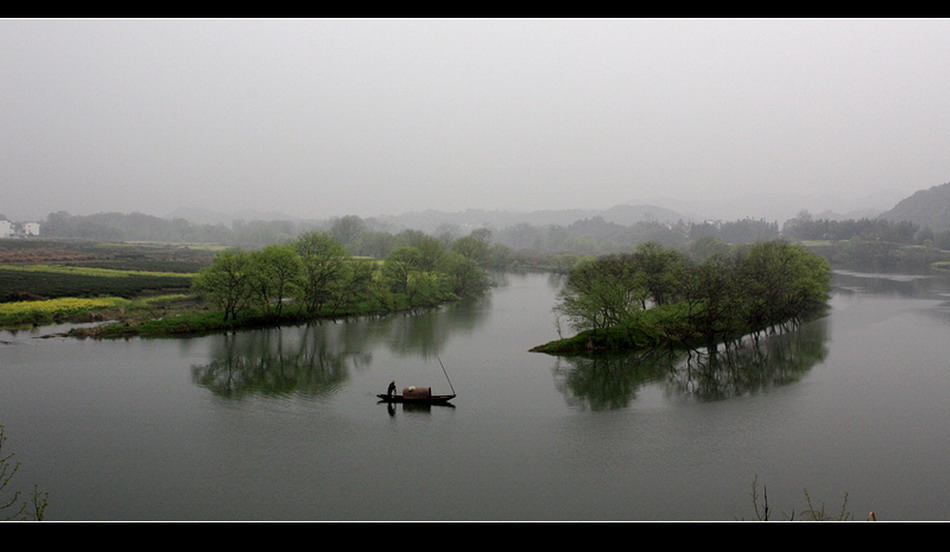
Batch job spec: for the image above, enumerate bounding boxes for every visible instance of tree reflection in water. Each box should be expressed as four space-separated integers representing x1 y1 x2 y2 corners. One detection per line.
552 318 829 409
190 296 490 398
190 324 355 398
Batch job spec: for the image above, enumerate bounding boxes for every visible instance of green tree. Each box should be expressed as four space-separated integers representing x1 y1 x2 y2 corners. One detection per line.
630 242 688 307
686 236 731 263
680 253 746 348
440 251 491 297
382 246 421 296
405 270 446 307
782 210 815 240
489 243 513 268
738 241 830 329
394 229 428 249
353 231 397 259
413 235 447 272
555 256 646 332
329 215 366 253
248 244 302 316
328 259 377 313
294 232 348 315
194 249 254 321
552 253 582 273
451 234 492 266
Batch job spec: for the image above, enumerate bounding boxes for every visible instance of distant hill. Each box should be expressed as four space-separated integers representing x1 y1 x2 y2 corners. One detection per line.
166 207 298 226
814 208 885 221
374 204 692 233
643 190 905 226
880 182 950 232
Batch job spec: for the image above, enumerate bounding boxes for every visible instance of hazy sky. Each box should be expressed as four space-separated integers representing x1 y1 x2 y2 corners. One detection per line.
3 18 950 222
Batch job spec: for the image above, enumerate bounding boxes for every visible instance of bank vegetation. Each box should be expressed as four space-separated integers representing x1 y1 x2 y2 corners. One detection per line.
63 230 493 338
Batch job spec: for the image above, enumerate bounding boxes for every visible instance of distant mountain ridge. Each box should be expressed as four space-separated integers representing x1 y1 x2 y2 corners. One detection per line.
373 204 693 233
156 182 945 235
642 190 904 226
166 207 299 226
880 181 950 232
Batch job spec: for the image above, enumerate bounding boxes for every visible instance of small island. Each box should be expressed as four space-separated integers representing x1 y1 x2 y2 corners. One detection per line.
531 241 831 354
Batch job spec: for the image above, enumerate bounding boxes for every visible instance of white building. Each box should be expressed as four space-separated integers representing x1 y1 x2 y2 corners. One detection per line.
0 221 40 238
21 222 40 236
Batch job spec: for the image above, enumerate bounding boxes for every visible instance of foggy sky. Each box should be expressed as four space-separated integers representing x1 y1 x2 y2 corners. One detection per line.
3 18 949 222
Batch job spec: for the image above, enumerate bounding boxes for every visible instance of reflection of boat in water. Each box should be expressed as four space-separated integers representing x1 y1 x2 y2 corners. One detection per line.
377 386 456 404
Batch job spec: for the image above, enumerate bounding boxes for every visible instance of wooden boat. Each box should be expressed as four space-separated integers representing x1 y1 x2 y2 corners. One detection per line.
376 391 456 404
378 359 457 405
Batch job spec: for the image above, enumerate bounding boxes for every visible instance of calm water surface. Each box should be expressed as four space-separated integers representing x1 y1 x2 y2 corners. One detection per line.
2 270 949 520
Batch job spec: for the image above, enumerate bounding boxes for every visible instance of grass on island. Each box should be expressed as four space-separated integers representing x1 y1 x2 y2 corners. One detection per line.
531 303 696 354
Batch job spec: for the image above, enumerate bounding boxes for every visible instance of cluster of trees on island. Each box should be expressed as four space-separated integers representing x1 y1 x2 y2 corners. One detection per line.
534 240 830 354
194 229 493 323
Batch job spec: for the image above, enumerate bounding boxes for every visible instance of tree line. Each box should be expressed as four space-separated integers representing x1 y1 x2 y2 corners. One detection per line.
40 211 782 257
194 230 493 322
42 209 944 275
493 217 780 255
545 240 830 352
782 211 922 243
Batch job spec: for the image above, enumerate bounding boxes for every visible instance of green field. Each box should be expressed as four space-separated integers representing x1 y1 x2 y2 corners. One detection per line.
0 265 194 302
0 237 215 303
0 264 197 279
0 238 215 272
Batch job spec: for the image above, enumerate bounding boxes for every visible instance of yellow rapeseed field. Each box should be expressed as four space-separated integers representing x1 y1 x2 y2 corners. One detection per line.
0 296 131 324
0 264 196 279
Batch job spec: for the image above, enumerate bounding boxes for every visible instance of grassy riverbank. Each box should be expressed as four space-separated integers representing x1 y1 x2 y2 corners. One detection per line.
1 234 493 338
0 294 198 330
531 303 694 354
1 287 469 339
65 294 460 339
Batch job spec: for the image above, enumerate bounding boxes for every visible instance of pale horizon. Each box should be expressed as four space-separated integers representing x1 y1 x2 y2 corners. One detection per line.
3 18 949 223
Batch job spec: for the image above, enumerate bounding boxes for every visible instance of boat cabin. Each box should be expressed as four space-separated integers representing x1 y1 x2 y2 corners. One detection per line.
402 386 431 399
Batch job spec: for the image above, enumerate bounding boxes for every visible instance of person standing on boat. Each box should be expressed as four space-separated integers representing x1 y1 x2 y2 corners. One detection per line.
387 380 397 399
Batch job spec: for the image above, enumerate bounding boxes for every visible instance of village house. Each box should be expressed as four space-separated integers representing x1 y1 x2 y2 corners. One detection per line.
0 220 41 238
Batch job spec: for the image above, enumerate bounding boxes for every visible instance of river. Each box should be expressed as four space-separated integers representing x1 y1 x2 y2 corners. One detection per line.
1 270 949 520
